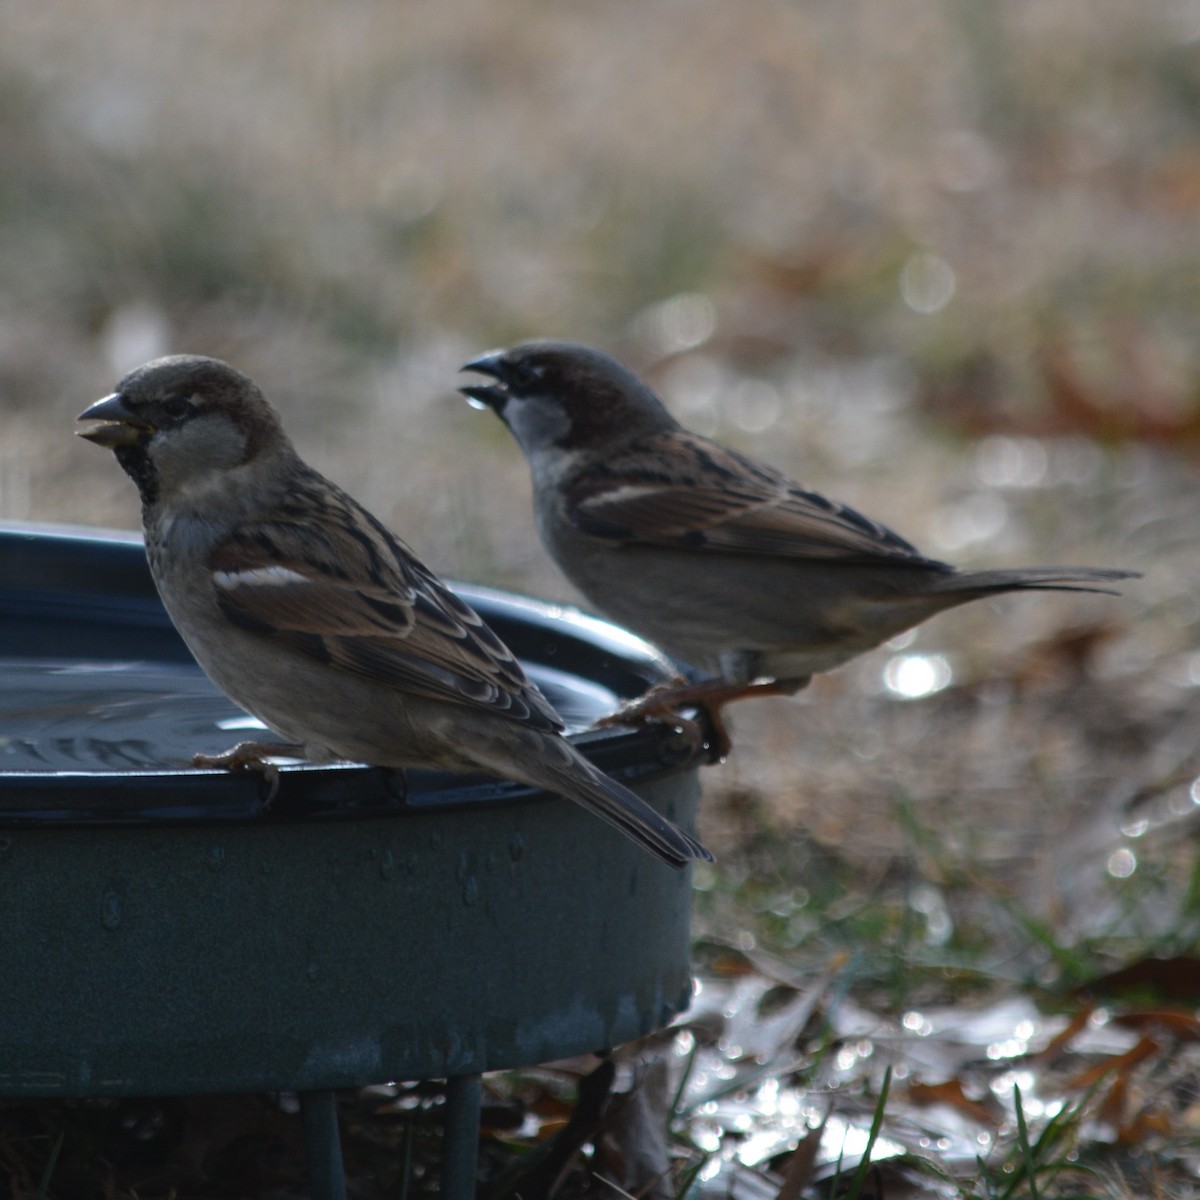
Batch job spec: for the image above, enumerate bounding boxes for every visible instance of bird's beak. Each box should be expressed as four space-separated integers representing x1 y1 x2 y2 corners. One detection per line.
76 393 153 448
458 351 510 413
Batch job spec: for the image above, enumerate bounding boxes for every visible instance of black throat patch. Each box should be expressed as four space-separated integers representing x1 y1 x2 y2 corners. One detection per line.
114 443 159 507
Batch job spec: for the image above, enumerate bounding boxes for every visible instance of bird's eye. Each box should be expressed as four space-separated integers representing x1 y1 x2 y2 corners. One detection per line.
511 361 543 390
161 396 191 419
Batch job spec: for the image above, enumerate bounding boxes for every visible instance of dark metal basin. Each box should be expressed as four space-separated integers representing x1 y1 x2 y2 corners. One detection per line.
0 524 702 1098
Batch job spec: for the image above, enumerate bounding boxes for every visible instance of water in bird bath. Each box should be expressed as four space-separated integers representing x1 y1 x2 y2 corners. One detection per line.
0 657 618 774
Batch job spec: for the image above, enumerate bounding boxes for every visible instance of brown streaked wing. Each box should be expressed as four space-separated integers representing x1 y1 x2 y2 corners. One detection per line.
208 481 564 732
567 431 944 566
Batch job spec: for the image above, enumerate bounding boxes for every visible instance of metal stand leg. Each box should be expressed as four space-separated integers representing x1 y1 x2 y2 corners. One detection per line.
299 1089 348 1200
442 1073 482 1200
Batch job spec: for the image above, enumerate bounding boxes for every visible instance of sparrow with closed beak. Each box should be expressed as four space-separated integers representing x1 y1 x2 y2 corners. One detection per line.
76 355 711 869
460 340 1138 755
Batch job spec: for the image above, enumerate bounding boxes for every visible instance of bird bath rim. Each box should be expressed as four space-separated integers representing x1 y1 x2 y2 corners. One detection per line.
0 521 698 826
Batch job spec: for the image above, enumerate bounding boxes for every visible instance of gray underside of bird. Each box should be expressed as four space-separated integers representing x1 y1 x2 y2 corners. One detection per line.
542 538 1123 686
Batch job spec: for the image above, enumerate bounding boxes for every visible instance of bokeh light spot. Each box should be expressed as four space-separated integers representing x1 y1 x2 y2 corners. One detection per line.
883 654 952 699
900 252 956 314
1106 847 1137 878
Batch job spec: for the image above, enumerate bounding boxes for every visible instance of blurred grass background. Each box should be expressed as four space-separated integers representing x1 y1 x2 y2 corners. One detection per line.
3 0 1199 982
4 2 1200 1193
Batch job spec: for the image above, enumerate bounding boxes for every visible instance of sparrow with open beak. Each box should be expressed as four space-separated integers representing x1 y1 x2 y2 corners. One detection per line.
77 355 711 869
461 340 1138 756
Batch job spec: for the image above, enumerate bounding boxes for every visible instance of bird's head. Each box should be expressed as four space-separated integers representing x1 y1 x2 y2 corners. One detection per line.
77 355 287 506
459 340 677 457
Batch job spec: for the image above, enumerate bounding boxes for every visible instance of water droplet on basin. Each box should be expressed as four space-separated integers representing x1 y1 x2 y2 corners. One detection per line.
101 891 122 930
462 875 479 906
380 848 396 880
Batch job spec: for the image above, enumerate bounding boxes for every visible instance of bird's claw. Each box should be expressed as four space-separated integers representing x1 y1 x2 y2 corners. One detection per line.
191 740 303 808
595 685 732 763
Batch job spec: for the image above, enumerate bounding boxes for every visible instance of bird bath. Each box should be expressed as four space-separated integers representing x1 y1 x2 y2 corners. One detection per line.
0 523 704 1199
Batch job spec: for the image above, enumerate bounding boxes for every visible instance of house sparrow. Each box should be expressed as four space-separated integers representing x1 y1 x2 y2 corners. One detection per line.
76 355 711 870
460 340 1138 754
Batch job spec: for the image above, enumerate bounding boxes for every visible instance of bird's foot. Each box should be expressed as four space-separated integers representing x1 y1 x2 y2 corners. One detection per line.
191 740 305 807
593 677 688 732
596 678 789 762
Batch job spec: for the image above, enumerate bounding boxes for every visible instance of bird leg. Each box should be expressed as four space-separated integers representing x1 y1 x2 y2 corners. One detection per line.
191 740 305 806
596 678 793 761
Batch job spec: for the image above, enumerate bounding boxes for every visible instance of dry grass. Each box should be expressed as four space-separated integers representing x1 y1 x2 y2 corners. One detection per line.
1 2 1198 1195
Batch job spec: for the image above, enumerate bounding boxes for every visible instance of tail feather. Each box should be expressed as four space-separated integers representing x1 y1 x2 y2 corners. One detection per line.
535 742 713 870
933 566 1139 598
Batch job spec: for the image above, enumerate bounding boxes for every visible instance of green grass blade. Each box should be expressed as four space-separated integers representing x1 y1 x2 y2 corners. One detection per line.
35 1130 64 1200
1011 1083 1040 1200
844 1066 891 1200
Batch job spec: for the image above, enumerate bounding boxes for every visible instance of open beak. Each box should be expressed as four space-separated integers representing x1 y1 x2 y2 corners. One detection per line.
458 351 510 412
76 393 153 448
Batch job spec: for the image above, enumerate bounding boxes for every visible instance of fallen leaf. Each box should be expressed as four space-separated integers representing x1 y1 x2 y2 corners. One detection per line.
905 1079 999 1128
